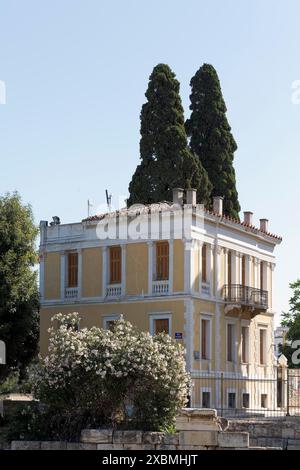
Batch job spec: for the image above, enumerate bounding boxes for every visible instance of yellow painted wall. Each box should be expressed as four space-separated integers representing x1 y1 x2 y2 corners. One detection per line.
40 299 185 356
82 248 102 297
44 252 60 300
126 243 148 295
173 240 184 292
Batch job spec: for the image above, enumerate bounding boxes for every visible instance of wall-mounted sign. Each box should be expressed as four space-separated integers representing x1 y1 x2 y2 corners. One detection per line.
175 332 183 339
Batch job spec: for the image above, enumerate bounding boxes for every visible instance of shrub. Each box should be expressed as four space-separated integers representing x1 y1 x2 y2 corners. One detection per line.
27 313 190 440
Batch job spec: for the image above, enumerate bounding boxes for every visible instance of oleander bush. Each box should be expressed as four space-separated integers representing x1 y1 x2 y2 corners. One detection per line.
15 313 190 440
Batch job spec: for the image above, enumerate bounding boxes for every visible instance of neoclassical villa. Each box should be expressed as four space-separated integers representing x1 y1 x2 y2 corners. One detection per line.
39 188 282 413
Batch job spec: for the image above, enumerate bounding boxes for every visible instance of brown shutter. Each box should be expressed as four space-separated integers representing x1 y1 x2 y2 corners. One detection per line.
228 251 232 286
201 319 207 359
202 244 207 282
68 252 78 287
227 324 232 362
109 246 121 284
260 261 264 290
154 319 169 334
156 241 169 280
242 255 246 286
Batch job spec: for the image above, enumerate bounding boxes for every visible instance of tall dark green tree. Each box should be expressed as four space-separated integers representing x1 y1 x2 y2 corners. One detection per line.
186 64 240 219
280 280 300 368
128 64 212 206
0 193 39 380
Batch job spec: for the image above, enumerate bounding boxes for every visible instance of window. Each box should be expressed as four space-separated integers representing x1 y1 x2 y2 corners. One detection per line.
261 394 267 408
109 246 121 284
202 391 211 408
241 326 249 363
103 315 120 331
202 244 207 283
242 255 246 286
242 393 250 409
201 319 210 360
228 392 236 409
227 323 235 362
67 252 78 287
154 318 169 335
227 251 232 286
156 241 169 280
259 329 267 365
260 261 264 290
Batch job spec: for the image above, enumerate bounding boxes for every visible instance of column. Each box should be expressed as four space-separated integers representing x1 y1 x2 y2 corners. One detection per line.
102 246 107 297
121 244 126 296
198 240 203 294
147 241 153 295
245 254 250 286
232 250 237 284
215 245 223 299
60 251 65 300
184 239 192 293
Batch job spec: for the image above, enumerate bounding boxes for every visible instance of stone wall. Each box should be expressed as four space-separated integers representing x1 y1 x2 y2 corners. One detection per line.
228 417 300 450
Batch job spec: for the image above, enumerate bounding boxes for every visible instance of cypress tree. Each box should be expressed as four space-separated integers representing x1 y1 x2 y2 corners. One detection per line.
128 64 212 206
186 64 240 219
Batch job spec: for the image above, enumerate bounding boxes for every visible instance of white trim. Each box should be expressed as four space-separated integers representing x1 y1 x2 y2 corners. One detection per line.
227 388 237 409
200 387 212 408
169 239 174 294
184 298 194 371
200 314 212 365
226 319 238 365
148 312 172 336
103 314 121 330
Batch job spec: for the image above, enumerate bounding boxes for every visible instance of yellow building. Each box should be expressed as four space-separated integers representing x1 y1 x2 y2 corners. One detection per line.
39 189 282 414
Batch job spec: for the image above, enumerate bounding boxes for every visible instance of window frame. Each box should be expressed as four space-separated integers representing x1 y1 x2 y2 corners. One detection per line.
149 312 172 336
109 246 122 285
67 251 78 288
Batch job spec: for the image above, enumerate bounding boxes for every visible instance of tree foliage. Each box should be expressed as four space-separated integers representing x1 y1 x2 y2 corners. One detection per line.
186 63 240 219
128 64 212 206
0 192 39 380
281 280 300 367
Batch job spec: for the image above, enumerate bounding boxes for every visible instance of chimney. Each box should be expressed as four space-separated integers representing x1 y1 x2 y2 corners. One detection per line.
260 218 269 232
172 188 184 206
213 196 223 216
186 188 197 206
243 211 253 226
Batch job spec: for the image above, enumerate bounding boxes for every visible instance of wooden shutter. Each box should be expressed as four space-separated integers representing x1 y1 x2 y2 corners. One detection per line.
154 319 169 334
202 244 207 283
201 319 207 359
260 261 264 290
242 256 246 286
110 246 121 284
156 241 169 280
68 252 78 287
227 251 232 286
241 327 247 363
260 329 265 364
227 324 233 362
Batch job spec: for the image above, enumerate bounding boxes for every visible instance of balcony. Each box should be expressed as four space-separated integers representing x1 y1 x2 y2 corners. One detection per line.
152 280 169 295
223 284 268 316
106 284 122 297
65 287 78 299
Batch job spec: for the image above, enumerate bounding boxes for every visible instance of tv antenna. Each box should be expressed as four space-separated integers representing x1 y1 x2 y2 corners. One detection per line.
105 190 112 212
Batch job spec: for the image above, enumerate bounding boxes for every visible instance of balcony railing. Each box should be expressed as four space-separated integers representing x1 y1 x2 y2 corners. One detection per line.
106 284 122 297
223 284 268 310
65 287 78 299
152 280 169 295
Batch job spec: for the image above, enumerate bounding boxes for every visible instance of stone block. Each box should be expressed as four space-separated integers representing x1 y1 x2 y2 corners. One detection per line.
79 443 98 450
176 408 221 431
282 428 295 439
217 432 249 449
155 445 177 450
97 444 124 450
179 430 218 447
162 434 179 446
143 432 164 445
40 441 67 450
80 429 113 444
66 443 80 450
113 430 142 444
177 445 208 450
11 441 40 450
123 444 152 450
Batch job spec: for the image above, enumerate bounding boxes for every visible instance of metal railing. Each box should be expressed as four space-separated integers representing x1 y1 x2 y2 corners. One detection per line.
195 369 300 418
223 284 268 310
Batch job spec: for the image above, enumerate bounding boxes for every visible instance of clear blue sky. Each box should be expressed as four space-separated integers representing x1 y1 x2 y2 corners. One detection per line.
0 0 299 323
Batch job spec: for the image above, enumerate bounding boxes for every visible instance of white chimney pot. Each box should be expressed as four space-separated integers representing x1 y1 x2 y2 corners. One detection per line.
213 196 224 216
172 188 184 206
260 218 269 232
186 188 197 206
243 211 253 226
